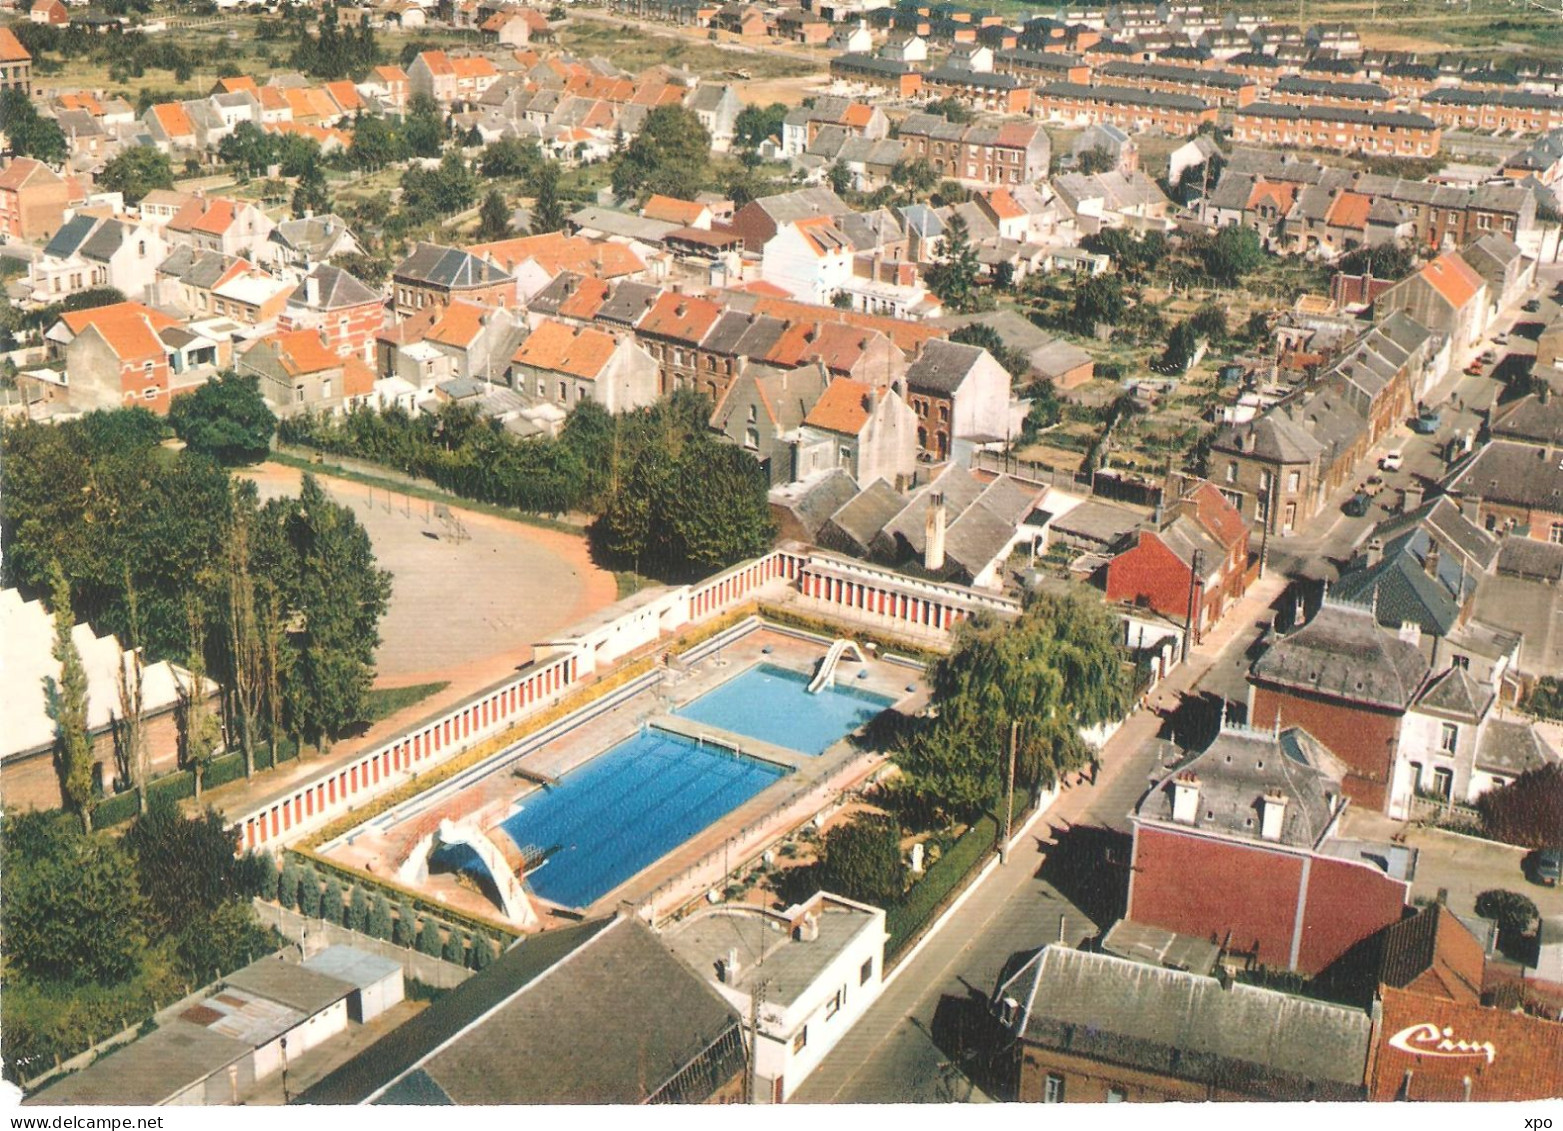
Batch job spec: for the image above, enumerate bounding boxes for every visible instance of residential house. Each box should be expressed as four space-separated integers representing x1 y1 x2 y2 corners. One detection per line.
264 214 362 269
761 217 858 305
663 893 887 1104
0 157 72 241
1232 104 1440 159
1103 479 1252 641
505 317 658 412
237 328 376 416
1461 232 1534 318
391 241 517 316
731 187 853 252
1376 250 1489 359
993 945 1370 1101
1248 597 1432 812
277 264 385 365
685 83 742 151
408 50 500 105
0 25 31 96
162 195 275 259
1052 169 1174 233
1444 438 1563 544
903 338 1013 462
28 213 165 303
791 376 919 489
47 301 183 413
710 361 830 485
1035 82 1218 135
29 0 68 26
828 54 924 100
1127 718 1414 974
872 468 1050 587
896 115 1051 186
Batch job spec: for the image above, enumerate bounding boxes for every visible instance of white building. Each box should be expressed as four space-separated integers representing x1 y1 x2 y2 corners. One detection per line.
761 218 856 304
663 892 888 1104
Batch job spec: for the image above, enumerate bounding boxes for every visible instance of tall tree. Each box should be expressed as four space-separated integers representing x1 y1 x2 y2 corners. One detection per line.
477 188 511 241
222 487 265 778
925 213 981 314
401 92 446 158
291 163 331 219
529 160 566 235
97 146 175 205
611 104 710 200
179 604 223 800
168 372 277 466
45 563 95 831
0 90 68 165
819 815 903 905
113 567 147 812
122 793 246 935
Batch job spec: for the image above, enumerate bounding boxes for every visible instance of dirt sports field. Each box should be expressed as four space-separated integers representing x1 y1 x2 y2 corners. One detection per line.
242 463 617 693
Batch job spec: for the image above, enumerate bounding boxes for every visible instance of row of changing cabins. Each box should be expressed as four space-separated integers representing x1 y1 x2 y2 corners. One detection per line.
31 948 405 1106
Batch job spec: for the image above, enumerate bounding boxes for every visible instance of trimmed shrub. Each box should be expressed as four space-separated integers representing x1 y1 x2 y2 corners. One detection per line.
367 893 393 940
346 885 369 932
277 862 299 910
443 931 468 965
393 901 417 948
297 866 322 918
321 876 345 925
256 851 279 902
472 934 495 970
1475 889 1539 938
417 918 443 957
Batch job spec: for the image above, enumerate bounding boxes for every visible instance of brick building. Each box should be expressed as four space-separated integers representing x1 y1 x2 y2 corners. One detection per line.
391 241 517 317
920 65 1034 114
1419 89 1563 136
1103 480 1251 641
0 26 31 96
991 48 1091 85
1035 81 1217 133
1095 60 1257 107
48 301 181 414
1233 104 1440 157
277 264 386 365
828 53 924 98
995 946 1372 1102
0 157 73 242
1271 75 1397 111
895 114 1051 184
1127 719 1415 973
1247 598 1431 812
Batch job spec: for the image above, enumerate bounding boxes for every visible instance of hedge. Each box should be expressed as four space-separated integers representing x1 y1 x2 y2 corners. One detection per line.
758 602 946 666
204 751 248 791
885 814 999 958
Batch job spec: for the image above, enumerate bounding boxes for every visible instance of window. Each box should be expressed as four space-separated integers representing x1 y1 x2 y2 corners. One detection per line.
1440 722 1458 754
1043 1074 1065 1103
295 384 305 403
747 403 758 423
142 387 157 400
1287 470 1300 492
1431 766 1454 801
1225 461 1237 484
1551 522 1563 545
792 1027 808 1053
744 427 759 450
558 380 567 401
825 987 845 1019
1107 1088 1126 1102
860 957 873 985
322 378 332 400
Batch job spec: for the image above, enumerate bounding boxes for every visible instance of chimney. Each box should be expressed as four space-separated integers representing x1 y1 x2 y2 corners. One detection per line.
1259 789 1287 841
794 912 820 942
1365 537 1383 567
1424 542 1440 580
305 272 320 308
1399 620 1421 646
1171 773 1200 824
1540 381 1553 406
719 946 741 983
924 492 947 571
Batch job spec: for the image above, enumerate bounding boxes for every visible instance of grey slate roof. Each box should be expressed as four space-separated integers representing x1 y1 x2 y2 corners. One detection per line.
1240 102 1437 129
1250 599 1430 710
298 919 612 1104
42 213 97 260
997 946 1370 1099
1495 534 1563 582
1491 389 1563 447
1041 80 1211 111
770 468 859 539
1476 719 1558 777
399 918 742 1104
1274 75 1391 100
295 264 381 310
28 1021 253 1106
595 280 664 328
394 242 511 289
300 946 403 991
904 338 986 395
79 218 130 263
823 477 907 553
1446 439 1563 513
1137 723 1346 848
1413 665 1491 721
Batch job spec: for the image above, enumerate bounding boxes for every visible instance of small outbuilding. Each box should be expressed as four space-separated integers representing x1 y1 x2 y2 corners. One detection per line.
302 947 406 1024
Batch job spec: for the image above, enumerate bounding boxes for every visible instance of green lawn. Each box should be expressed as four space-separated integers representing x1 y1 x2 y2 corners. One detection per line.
365 681 452 721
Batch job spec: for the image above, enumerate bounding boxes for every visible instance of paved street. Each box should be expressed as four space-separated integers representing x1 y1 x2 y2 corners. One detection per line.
792 576 1287 1103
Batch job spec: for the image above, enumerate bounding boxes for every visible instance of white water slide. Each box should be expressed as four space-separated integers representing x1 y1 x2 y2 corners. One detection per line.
807 639 867 693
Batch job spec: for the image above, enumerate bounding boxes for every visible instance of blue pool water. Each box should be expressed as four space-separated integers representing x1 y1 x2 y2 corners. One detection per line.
673 663 895 756
440 729 785 909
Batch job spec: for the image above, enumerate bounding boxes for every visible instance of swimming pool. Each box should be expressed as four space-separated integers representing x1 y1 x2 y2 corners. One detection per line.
673 663 895 756
440 728 785 909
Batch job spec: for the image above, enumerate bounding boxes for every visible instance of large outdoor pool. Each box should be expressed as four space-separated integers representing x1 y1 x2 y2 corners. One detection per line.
673 663 895 757
437 728 785 909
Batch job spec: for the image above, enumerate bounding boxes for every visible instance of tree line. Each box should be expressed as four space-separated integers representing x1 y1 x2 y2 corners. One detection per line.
1 406 391 828
277 392 775 581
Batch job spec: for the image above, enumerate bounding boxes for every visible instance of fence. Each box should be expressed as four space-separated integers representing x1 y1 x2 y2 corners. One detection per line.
227 542 1019 856
260 901 473 990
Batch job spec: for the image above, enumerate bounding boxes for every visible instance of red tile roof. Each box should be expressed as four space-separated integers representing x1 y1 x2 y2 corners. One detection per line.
511 318 617 379
748 295 941 353
425 300 489 349
271 329 343 375
0 27 31 63
642 194 708 226
556 276 611 321
61 302 179 362
151 102 195 139
1419 251 1485 310
466 233 645 279
803 377 878 435
636 291 723 341
0 157 62 193
1325 190 1371 231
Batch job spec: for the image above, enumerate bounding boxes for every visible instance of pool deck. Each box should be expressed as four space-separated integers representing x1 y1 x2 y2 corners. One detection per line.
320 624 929 931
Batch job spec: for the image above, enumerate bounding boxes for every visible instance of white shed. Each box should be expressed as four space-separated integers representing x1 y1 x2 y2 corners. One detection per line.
303 946 407 1024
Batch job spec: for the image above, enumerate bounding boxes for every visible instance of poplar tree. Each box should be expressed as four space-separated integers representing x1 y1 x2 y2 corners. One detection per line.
46 563 95 831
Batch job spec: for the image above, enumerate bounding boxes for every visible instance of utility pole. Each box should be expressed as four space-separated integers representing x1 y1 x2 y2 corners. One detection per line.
1182 548 1205 663
747 980 768 1105
1000 719 1018 864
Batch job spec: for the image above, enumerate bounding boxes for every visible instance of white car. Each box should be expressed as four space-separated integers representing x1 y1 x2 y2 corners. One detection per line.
1380 451 1404 472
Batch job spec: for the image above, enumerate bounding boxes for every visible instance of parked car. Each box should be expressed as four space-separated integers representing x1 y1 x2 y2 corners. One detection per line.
1480 350 1498 364
1343 492 1372 517
1465 361 1485 376
1380 450 1404 471
1523 298 1542 313
1536 847 1562 887
1411 411 1441 434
